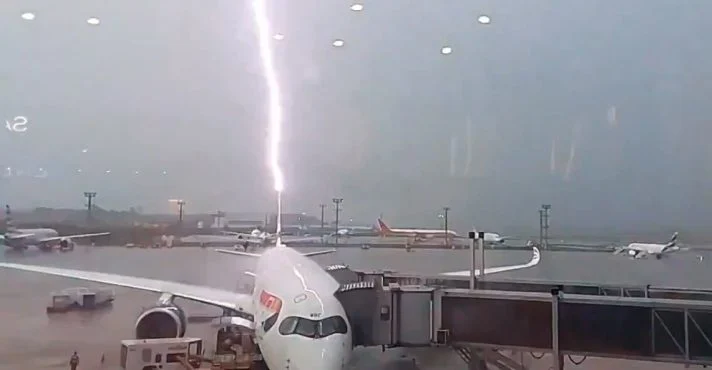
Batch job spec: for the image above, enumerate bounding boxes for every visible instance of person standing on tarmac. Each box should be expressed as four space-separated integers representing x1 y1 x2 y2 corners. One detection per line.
70 351 79 370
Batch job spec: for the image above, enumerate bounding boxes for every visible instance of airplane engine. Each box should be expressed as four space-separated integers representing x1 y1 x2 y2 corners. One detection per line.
135 304 187 339
59 238 74 250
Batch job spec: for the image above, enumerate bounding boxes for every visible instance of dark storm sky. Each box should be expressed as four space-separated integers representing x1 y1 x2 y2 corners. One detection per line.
1 1 712 233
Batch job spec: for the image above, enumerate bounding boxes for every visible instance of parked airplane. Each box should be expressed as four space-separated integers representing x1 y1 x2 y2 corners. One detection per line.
330 228 355 237
377 218 513 245
1 205 110 251
479 232 515 244
0 243 541 370
221 229 320 249
328 225 377 238
377 218 457 241
613 232 681 259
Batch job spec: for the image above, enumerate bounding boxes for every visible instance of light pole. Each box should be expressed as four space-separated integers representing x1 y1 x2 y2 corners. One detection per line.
84 192 96 224
541 204 551 249
443 206 450 247
319 204 326 233
539 209 544 248
177 200 186 226
332 198 343 243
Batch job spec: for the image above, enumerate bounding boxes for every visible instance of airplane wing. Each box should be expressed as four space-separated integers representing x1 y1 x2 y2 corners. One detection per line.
0 262 253 314
5 233 35 240
220 231 254 238
440 247 540 277
38 232 111 243
210 233 265 245
302 249 337 257
215 248 336 258
613 246 640 256
614 246 651 259
281 236 323 244
216 250 262 258
227 235 323 247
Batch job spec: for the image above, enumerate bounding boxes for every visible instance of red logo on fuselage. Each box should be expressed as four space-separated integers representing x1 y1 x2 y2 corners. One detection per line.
259 290 282 313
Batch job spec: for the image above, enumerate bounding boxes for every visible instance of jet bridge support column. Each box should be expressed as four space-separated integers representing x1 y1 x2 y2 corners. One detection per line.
478 231 485 279
551 288 563 370
468 231 477 289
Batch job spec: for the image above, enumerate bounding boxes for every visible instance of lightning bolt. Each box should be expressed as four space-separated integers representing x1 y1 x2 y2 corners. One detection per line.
252 0 285 242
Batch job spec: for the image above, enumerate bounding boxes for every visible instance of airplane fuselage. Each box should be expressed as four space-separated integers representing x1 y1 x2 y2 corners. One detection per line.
626 243 678 258
3 228 59 249
482 233 505 243
381 228 457 239
252 247 351 370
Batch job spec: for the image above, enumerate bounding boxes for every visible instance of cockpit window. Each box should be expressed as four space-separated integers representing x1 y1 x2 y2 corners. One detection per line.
278 316 299 334
320 315 348 335
263 313 278 332
278 315 348 338
295 317 318 337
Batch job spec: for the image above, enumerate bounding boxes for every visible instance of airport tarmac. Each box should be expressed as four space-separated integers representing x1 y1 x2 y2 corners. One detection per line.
0 246 710 369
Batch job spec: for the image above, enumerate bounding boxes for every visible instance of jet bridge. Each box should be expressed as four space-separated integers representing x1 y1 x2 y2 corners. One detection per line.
330 265 712 367
330 265 436 347
436 288 712 368
332 270 712 369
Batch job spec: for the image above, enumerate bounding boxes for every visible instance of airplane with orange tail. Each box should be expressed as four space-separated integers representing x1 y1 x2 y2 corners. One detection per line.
376 218 515 245
376 218 458 242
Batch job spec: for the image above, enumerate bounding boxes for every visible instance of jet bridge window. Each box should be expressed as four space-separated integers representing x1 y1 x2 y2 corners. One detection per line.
278 315 348 339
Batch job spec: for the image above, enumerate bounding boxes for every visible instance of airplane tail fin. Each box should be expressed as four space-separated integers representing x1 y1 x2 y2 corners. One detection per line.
376 218 391 234
667 231 679 246
661 232 679 253
3 205 17 233
663 232 678 249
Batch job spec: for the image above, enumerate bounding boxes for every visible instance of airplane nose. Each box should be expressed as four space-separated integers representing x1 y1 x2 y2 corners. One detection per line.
286 336 348 370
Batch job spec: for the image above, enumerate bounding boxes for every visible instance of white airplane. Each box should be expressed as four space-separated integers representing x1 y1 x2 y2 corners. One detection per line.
329 226 376 238
377 218 513 246
331 228 353 237
376 218 458 241
1 205 110 251
613 232 681 259
478 232 515 244
221 229 320 249
0 243 541 369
